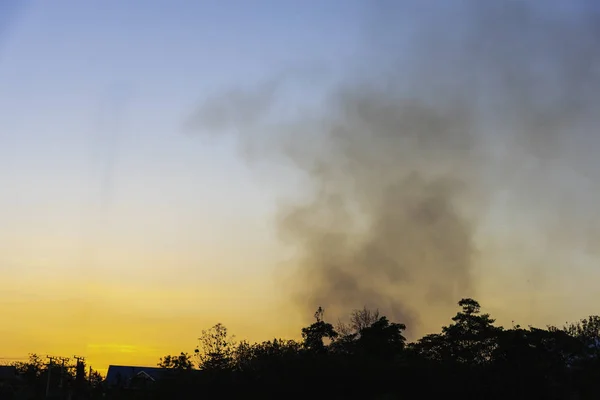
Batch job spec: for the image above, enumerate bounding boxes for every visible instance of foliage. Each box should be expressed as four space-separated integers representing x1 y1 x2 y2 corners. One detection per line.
159 299 600 398
89 370 104 388
301 307 338 353
157 352 194 371
12 353 44 380
8 354 103 399
195 323 236 371
12 299 600 399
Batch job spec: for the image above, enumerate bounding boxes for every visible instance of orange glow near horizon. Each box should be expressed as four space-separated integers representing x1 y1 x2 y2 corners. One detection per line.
0 272 307 374
2 255 598 375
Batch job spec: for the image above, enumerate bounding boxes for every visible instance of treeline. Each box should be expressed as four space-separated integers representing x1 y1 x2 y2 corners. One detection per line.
10 298 600 399
149 298 600 399
7 354 103 399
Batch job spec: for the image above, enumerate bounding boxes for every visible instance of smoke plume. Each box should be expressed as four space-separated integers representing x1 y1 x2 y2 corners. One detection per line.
188 0 600 335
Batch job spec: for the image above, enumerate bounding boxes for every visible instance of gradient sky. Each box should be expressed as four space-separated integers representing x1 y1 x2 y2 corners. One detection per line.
0 0 370 371
1 0 599 373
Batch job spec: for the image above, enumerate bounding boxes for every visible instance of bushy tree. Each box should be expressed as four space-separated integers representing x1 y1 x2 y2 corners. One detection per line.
301 307 338 354
158 352 194 370
195 323 236 371
442 298 502 365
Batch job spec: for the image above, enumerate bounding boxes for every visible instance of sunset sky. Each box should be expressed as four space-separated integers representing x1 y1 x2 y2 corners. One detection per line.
0 0 368 371
1 0 600 373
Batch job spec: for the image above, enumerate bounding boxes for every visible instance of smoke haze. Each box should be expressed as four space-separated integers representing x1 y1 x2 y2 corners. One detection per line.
188 0 600 336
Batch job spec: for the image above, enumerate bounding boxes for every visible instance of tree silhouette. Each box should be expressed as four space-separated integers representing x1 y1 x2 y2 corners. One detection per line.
195 323 236 371
301 307 338 354
410 298 501 366
13 296 600 399
12 353 44 380
157 352 194 371
355 316 406 360
441 298 502 365
336 306 381 337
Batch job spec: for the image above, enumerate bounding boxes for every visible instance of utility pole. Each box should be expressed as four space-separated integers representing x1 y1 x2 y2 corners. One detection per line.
73 355 86 384
46 356 56 397
73 355 85 370
56 357 70 389
73 355 86 400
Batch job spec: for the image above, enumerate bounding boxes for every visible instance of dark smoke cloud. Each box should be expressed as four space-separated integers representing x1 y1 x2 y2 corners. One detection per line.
187 0 600 335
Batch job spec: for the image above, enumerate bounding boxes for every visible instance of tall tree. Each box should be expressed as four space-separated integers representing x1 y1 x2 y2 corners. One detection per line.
443 298 501 365
301 307 338 354
195 323 236 371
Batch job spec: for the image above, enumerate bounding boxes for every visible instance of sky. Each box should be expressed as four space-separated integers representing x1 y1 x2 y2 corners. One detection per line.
0 0 599 373
0 0 370 371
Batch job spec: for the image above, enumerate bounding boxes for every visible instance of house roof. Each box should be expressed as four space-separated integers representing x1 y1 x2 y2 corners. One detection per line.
105 366 168 386
134 371 155 381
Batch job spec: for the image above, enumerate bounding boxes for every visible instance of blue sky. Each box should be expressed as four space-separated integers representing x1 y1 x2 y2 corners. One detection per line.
0 0 392 369
0 0 365 281
0 0 369 364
